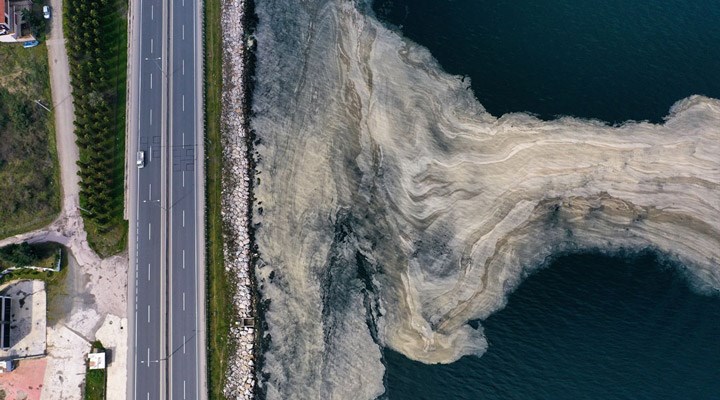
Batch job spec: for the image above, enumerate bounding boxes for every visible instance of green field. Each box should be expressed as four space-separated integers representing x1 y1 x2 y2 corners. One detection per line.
65 0 128 257
0 44 60 239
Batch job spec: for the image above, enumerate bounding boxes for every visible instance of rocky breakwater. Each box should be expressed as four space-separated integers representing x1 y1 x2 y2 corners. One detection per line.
220 0 255 397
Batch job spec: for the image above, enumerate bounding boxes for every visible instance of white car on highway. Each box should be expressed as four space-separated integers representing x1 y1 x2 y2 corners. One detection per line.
137 150 145 168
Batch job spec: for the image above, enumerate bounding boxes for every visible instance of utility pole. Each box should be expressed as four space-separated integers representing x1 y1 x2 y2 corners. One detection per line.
35 100 52 112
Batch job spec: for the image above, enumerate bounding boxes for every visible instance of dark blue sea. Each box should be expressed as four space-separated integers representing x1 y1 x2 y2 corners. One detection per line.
382 253 720 399
372 0 720 398
373 0 720 124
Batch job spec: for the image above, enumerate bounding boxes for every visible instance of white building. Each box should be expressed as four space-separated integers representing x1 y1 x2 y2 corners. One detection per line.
88 351 106 370
0 360 13 373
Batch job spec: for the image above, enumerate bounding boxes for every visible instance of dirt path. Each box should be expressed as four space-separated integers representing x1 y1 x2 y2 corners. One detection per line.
46 0 79 218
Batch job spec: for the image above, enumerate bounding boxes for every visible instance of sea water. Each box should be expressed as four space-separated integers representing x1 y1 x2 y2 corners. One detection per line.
373 0 720 123
382 253 720 399
372 0 720 398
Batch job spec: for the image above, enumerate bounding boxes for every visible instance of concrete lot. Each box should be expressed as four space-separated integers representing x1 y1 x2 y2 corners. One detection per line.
95 314 127 400
0 280 46 360
40 252 127 400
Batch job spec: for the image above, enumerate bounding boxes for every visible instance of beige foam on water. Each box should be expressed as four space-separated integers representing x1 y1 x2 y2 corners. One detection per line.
249 0 720 398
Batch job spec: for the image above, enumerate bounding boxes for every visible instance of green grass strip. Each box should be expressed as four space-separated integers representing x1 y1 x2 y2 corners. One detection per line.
205 0 232 395
84 341 107 400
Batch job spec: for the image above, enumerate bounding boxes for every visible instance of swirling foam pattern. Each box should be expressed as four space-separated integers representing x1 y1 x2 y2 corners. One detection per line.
250 0 720 398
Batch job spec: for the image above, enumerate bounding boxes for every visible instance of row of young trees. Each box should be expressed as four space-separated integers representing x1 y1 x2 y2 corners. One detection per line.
65 0 122 228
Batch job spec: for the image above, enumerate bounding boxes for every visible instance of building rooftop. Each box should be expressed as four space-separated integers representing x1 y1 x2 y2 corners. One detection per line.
0 360 13 373
88 352 106 370
1 296 11 350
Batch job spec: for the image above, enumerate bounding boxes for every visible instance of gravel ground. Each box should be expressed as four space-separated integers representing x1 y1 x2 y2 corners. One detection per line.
220 0 256 396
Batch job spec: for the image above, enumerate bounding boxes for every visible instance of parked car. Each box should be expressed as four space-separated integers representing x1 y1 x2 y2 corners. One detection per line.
23 40 39 48
43 5 51 19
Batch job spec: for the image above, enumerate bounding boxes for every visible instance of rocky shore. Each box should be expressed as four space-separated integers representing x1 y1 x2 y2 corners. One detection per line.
220 0 256 397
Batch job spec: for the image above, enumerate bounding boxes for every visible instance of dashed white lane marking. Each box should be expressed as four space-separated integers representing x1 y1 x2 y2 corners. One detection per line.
182 94 185 111
182 209 185 227
182 250 185 269
183 292 185 311
148 263 151 281
149 183 152 201
151 4 154 20
150 38 154 54
183 380 186 399
147 348 150 367
150 108 153 126
150 73 153 89
182 59 185 75
182 24 185 41
183 335 186 354
182 170 185 187
148 223 152 241
147 305 150 323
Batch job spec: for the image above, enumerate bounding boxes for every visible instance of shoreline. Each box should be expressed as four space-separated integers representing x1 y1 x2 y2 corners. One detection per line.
218 0 258 396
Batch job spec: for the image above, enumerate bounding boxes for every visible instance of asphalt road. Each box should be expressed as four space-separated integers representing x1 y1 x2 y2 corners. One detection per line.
128 0 205 395
168 0 203 395
131 0 166 394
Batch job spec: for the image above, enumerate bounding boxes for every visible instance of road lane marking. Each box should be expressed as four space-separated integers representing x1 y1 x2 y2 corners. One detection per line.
182 131 185 146
182 59 185 75
149 145 153 162
182 170 185 187
150 38 154 54
148 263 151 281
150 73 153 89
151 4 153 20
183 335 186 353
148 222 151 241
182 250 185 269
193 22 200 400
183 292 186 311
184 380 186 399
182 24 185 40
147 305 150 323
147 348 150 367
182 94 185 111
183 209 185 227
149 183 152 201
149 108 153 125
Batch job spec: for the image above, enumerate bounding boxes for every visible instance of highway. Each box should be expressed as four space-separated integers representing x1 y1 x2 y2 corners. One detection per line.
130 0 166 396
127 0 205 394
168 0 204 395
